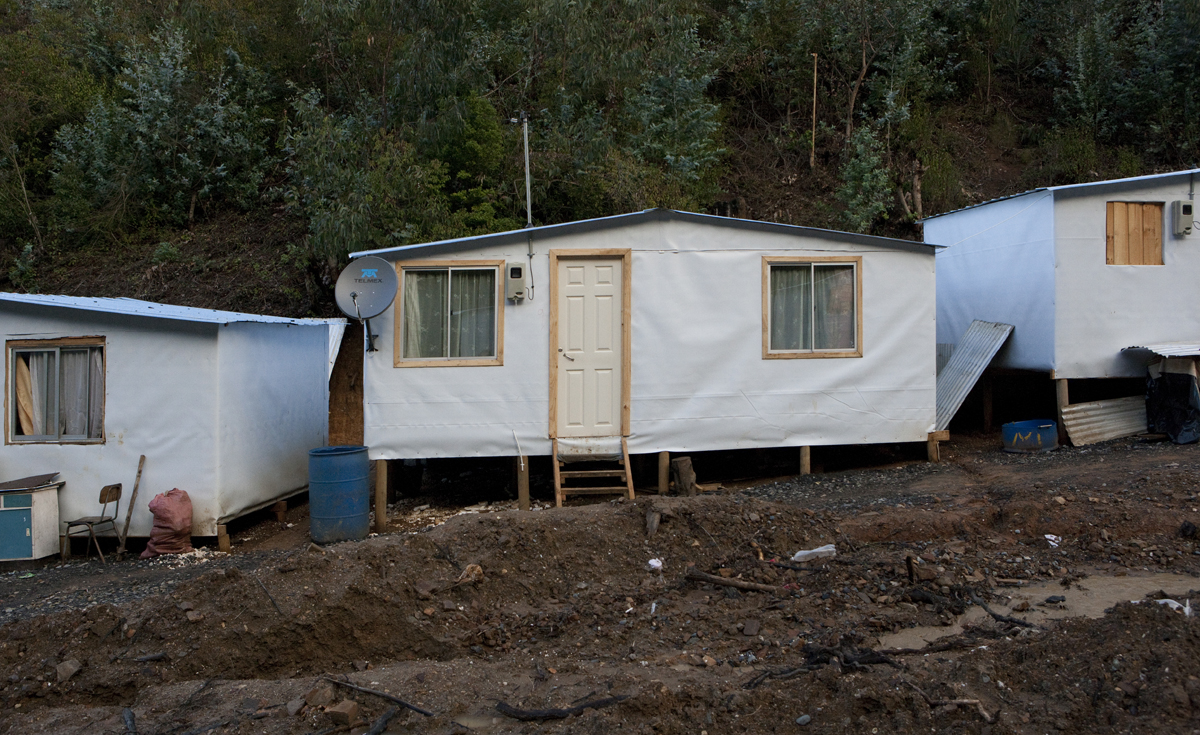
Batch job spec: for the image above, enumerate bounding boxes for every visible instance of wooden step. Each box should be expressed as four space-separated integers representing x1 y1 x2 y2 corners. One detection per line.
560 469 627 478
558 486 631 495
553 437 636 508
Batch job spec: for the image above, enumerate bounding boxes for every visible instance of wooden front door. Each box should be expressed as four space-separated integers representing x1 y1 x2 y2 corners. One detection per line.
553 256 626 438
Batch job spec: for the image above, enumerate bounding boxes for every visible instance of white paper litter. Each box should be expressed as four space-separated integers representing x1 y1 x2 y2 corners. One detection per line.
792 544 837 562
1044 534 1062 548
1131 598 1193 617
648 558 663 571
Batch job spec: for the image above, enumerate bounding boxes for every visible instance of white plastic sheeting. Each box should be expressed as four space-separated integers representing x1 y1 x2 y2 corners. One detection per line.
930 191 1056 372
1 297 337 536
1054 180 1200 378
326 321 347 381
361 212 938 460
929 171 1200 379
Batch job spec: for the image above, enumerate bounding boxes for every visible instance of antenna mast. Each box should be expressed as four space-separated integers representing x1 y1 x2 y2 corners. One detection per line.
521 111 532 227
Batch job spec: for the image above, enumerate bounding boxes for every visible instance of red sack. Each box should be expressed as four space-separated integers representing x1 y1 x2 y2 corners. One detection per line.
140 488 194 559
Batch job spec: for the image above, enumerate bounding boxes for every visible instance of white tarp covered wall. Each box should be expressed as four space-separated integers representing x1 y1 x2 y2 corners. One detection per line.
929 170 1200 380
357 210 938 460
0 295 343 537
930 191 1056 372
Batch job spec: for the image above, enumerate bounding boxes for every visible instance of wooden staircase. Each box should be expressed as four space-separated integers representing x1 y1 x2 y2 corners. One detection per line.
552 437 635 507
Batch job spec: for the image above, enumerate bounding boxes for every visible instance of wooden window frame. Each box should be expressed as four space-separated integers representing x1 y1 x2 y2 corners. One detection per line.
1106 202 1164 265
547 249 633 439
393 260 505 368
762 256 863 359
5 336 106 445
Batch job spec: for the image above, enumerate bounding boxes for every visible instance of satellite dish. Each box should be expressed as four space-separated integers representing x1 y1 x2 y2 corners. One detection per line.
335 256 398 320
335 256 398 353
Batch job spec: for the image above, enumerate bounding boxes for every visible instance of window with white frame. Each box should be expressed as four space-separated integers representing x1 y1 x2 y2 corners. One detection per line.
395 262 503 366
8 340 105 443
763 257 861 357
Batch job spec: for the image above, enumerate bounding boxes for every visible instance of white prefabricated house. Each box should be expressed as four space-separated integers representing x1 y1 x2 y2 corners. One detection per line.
1 293 345 541
925 169 1200 441
929 169 1200 379
352 209 940 494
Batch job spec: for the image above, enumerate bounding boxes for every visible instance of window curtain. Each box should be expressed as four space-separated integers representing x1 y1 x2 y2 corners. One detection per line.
814 265 855 350
15 352 52 436
770 265 812 350
88 348 104 439
449 269 496 358
403 270 448 358
60 349 91 436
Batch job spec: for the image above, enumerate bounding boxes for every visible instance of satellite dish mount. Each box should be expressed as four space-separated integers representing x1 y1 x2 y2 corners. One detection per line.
334 256 398 353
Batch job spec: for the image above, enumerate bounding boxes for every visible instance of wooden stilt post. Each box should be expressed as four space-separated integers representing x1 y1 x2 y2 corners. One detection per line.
273 500 287 524
1055 378 1070 445
552 439 563 508
217 524 231 553
374 459 388 534
517 455 530 511
799 446 812 475
927 430 950 463
658 451 670 495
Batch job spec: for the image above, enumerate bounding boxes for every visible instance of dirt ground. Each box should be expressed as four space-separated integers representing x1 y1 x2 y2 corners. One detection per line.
4 433 1200 735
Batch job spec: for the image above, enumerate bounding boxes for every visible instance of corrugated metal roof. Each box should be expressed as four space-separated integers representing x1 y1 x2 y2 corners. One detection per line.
350 208 940 260
0 293 345 327
1125 343 1200 358
935 320 1014 431
922 168 1200 222
1061 396 1147 446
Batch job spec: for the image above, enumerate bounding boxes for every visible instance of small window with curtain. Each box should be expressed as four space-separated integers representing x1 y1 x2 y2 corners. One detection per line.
763 256 862 359
395 261 504 367
7 338 105 443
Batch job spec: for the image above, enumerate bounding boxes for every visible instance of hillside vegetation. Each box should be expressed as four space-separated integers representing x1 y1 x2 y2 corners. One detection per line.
1 0 1197 314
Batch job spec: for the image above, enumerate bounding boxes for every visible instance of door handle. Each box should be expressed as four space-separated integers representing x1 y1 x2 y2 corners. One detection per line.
562 353 575 361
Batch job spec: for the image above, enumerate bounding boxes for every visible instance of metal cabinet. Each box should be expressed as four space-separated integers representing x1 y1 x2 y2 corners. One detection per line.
0 486 60 561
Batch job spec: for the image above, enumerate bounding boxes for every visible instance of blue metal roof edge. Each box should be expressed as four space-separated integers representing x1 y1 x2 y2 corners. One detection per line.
921 168 1200 223
349 208 938 259
0 293 345 327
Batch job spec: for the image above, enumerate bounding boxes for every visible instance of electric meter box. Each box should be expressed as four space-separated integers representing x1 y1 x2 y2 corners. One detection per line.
506 262 526 300
1172 200 1194 237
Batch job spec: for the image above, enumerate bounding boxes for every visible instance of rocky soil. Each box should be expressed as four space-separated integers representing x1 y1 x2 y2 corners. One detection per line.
3 433 1200 734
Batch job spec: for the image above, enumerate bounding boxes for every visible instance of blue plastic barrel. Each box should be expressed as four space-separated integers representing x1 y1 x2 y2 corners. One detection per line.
1001 420 1058 453
308 446 370 543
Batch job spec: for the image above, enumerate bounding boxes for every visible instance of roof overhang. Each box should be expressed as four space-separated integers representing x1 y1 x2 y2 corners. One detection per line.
921 168 1200 223
0 293 344 327
1124 343 1200 358
350 208 939 260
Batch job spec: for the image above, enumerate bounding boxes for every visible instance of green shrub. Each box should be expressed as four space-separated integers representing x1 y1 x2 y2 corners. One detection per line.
50 25 273 231
837 126 892 233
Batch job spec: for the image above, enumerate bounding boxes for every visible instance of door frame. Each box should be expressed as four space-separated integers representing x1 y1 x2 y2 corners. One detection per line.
548 249 632 439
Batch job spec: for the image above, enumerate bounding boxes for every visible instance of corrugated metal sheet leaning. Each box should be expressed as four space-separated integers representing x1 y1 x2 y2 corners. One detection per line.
935 321 1014 431
1060 397 1148 446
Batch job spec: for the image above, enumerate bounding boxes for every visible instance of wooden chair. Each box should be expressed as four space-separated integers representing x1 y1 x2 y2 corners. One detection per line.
64 483 121 564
